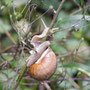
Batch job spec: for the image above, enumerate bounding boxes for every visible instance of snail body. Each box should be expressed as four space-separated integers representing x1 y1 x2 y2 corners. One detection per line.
29 48 57 80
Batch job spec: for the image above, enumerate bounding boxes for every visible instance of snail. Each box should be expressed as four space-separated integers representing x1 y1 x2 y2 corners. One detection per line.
26 27 57 80
29 47 57 80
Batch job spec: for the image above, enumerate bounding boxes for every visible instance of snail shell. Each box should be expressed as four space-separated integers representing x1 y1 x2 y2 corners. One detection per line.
29 48 57 80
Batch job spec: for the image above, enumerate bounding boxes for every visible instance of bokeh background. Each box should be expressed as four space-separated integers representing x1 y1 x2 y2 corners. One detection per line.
0 0 90 90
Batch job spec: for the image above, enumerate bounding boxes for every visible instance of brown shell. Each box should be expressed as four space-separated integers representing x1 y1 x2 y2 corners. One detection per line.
29 49 57 80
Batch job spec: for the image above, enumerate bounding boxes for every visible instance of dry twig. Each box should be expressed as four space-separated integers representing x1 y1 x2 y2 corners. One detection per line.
70 5 90 16
0 24 16 45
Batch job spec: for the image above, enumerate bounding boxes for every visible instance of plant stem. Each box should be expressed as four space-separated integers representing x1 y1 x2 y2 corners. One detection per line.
81 0 85 19
49 0 66 29
13 64 27 90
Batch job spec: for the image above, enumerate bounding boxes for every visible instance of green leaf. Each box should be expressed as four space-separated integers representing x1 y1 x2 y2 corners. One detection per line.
51 41 67 53
65 39 79 50
54 31 68 41
63 62 90 76
0 19 11 34
0 72 8 82
55 15 90 32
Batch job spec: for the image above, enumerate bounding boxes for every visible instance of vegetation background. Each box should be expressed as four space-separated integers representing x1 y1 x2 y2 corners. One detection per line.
0 0 90 90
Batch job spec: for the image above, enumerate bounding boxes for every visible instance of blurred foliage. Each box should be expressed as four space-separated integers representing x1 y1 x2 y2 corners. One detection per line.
0 0 90 90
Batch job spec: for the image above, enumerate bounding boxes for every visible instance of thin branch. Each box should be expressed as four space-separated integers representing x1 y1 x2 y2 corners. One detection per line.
0 57 14 67
42 81 52 90
72 0 81 8
49 0 66 29
72 78 90 82
65 73 80 89
57 47 90 58
59 69 80 89
19 82 36 86
39 83 45 90
0 45 17 54
44 77 90 83
41 18 47 28
0 24 16 45
70 4 90 16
